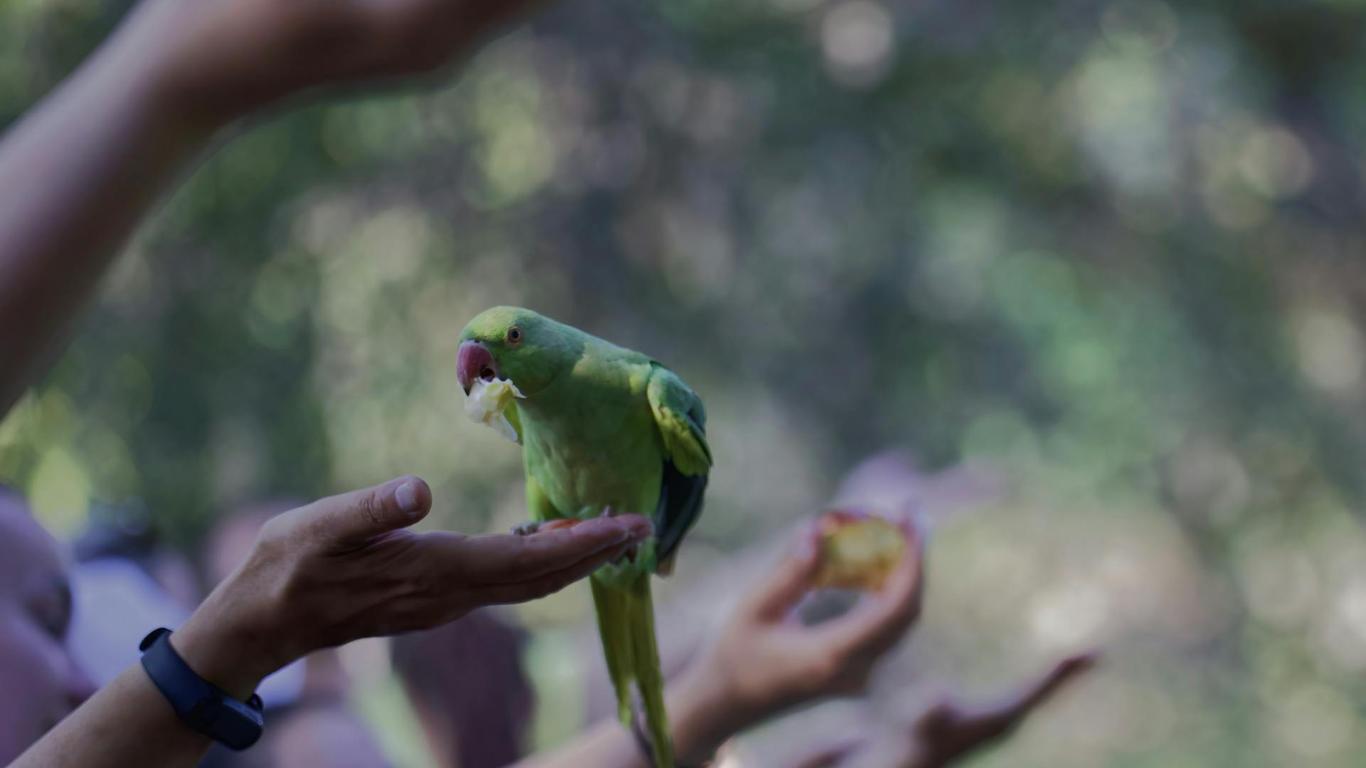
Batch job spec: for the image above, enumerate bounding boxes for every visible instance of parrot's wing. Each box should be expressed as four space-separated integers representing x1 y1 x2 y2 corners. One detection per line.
646 364 711 573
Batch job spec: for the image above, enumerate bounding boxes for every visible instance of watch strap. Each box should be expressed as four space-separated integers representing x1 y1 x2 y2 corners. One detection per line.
139 627 264 751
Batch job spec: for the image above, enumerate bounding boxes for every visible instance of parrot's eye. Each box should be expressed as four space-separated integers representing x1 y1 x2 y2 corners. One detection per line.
506 326 523 346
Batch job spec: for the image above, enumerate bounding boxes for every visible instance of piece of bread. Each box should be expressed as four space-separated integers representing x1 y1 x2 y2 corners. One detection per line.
812 509 907 591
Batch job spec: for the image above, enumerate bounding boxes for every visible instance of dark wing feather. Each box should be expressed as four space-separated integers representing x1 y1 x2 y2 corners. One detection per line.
646 366 710 574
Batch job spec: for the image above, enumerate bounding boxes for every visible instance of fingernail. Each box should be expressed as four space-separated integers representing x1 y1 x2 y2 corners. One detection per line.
395 480 421 515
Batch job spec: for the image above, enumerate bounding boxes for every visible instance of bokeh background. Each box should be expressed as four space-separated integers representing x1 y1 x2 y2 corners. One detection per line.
5 0 1366 764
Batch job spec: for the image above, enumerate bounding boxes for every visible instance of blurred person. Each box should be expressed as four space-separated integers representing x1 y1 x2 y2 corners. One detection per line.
68 510 197 691
0 487 99 764
73 501 203 610
391 610 535 768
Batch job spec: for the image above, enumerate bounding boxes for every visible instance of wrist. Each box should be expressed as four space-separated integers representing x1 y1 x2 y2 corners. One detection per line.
667 659 763 765
170 578 288 700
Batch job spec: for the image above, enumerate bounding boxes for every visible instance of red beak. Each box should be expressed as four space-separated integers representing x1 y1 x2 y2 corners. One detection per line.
457 341 497 394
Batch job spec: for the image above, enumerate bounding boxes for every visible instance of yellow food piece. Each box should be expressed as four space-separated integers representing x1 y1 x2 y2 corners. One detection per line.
813 512 906 591
465 377 525 443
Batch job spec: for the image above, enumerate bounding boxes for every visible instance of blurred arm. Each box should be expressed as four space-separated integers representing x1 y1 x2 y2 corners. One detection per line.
513 663 745 768
0 3 207 413
0 0 542 415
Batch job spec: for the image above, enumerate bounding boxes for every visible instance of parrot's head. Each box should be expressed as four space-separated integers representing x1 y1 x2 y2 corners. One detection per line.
457 306 578 397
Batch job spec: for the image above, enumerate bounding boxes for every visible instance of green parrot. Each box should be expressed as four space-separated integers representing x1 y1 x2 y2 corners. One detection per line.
456 306 711 768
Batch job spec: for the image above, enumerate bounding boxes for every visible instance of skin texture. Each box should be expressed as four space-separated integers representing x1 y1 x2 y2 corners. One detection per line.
0 493 97 764
459 306 711 768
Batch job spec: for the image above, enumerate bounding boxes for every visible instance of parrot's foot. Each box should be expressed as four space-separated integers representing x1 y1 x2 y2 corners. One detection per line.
511 521 541 536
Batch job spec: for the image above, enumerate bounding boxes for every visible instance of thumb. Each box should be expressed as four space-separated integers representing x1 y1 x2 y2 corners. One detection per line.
303 475 433 546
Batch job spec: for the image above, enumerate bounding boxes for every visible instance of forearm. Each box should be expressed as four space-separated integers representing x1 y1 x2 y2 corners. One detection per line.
515 664 746 768
0 0 212 412
513 720 644 768
10 664 211 768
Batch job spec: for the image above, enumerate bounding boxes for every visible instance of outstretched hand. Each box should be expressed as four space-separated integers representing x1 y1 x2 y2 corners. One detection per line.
174 476 650 698
904 651 1098 767
790 651 1099 768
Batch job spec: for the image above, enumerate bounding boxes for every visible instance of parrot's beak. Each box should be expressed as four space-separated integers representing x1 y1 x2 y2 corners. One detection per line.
457 341 498 395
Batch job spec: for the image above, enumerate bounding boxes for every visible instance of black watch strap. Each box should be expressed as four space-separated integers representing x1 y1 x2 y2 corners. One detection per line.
139 627 264 751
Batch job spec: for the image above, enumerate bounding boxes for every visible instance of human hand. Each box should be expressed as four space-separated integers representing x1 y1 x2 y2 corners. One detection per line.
172 475 650 698
108 0 548 130
901 651 1098 768
667 516 924 764
789 652 1099 768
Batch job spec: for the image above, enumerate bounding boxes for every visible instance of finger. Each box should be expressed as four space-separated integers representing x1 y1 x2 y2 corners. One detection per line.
299 475 432 548
477 540 636 605
450 514 652 584
741 521 823 621
810 516 924 658
1002 650 1100 717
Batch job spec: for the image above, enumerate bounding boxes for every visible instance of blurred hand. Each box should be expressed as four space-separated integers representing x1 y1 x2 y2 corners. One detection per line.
790 652 1099 768
667 517 924 764
116 0 547 128
171 476 650 698
902 651 1097 768
721 516 923 712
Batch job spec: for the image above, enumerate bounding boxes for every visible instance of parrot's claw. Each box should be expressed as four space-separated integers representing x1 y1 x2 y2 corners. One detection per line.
600 505 615 518
512 521 541 536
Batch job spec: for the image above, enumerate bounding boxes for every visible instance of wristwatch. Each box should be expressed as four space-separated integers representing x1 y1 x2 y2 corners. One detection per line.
138 627 265 751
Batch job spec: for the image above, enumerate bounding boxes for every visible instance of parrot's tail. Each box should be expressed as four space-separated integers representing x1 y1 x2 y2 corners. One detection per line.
590 573 673 768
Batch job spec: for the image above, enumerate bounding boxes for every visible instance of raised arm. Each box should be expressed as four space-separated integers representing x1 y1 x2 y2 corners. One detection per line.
0 0 540 412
